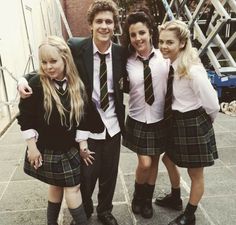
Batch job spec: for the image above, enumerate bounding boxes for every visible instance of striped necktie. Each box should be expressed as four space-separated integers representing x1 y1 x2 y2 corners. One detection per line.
138 52 155 105
98 52 109 111
164 65 174 121
54 79 66 94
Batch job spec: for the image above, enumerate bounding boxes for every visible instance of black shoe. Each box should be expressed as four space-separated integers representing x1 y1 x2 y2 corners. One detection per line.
155 193 183 211
168 213 196 225
141 198 153 219
97 212 118 225
131 197 143 214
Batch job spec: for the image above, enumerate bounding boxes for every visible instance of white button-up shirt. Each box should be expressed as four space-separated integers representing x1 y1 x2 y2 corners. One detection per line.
171 59 220 121
77 41 120 141
126 48 170 124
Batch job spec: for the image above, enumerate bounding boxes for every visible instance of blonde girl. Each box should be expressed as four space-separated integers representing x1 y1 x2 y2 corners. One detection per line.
158 20 219 225
17 36 90 225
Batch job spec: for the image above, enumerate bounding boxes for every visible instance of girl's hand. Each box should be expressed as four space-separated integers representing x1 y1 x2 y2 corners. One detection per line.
27 147 43 169
80 148 95 166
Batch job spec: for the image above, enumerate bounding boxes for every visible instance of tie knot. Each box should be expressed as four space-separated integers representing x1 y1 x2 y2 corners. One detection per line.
138 52 154 65
98 52 108 61
169 65 174 77
54 79 66 87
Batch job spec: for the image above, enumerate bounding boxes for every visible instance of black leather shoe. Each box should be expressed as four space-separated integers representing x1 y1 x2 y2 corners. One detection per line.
141 198 153 218
155 193 183 211
168 213 196 225
97 212 118 225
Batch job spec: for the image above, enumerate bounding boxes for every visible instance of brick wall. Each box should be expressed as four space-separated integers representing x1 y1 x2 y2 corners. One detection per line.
62 0 93 38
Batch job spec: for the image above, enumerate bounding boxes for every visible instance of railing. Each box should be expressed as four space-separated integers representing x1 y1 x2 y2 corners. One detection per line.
0 54 34 136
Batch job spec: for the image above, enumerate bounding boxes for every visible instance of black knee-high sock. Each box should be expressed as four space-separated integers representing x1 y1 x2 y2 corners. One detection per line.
184 202 197 217
47 201 61 225
171 187 181 199
133 181 145 199
69 204 88 225
145 183 155 200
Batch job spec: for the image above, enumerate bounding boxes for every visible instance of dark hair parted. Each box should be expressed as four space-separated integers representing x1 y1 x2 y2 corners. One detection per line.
121 6 158 56
87 0 119 28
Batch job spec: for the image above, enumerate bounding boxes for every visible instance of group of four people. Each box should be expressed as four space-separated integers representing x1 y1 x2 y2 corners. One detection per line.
17 1 219 225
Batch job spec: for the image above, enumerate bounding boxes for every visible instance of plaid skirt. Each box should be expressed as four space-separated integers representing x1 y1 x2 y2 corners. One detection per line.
167 107 218 168
122 116 167 155
24 147 81 187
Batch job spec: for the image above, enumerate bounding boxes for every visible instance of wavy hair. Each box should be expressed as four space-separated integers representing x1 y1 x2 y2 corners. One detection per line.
159 20 201 78
121 6 158 57
38 35 87 129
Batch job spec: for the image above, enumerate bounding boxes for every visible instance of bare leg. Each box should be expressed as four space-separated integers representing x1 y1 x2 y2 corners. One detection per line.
162 153 180 188
147 155 160 185
48 185 63 203
155 153 183 211
187 167 204 205
64 185 82 209
136 155 152 184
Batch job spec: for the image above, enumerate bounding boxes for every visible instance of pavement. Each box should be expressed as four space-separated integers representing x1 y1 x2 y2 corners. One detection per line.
0 111 236 225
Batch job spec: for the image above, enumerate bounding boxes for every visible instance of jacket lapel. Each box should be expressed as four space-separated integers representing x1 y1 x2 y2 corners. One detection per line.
79 38 94 91
112 44 122 99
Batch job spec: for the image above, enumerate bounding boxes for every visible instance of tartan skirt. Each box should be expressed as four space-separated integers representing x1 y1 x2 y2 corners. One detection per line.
122 116 167 155
24 146 81 187
167 107 218 168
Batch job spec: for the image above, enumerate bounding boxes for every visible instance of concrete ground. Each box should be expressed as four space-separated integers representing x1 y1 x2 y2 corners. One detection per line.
0 111 236 225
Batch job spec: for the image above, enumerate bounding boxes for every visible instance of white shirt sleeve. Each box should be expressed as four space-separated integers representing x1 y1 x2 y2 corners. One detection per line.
21 129 39 140
17 77 28 86
190 66 220 122
75 130 90 142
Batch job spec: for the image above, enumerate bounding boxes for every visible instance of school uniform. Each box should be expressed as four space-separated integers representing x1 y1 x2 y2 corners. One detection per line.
68 37 126 216
123 48 169 155
168 60 220 168
17 75 87 187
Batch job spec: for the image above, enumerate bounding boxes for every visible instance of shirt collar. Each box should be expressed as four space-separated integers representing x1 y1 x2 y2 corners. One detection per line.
53 77 67 82
93 40 112 57
171 58 179 71
135 47 155 61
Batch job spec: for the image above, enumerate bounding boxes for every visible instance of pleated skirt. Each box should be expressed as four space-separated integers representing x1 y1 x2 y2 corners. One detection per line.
24 147 81 187
122 116 167 155
167 107 218 168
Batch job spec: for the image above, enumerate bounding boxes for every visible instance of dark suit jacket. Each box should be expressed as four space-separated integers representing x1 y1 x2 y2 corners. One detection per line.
68 37 126 136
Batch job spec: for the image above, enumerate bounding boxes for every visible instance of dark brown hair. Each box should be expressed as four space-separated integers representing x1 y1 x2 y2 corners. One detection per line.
121 6 158 56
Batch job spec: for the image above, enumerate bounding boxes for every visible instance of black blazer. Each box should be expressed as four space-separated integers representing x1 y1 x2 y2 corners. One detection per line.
68 37 126 136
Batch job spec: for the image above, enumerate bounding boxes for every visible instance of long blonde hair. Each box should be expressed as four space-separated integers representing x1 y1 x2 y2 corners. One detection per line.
38 35 87 129
159 20 201 78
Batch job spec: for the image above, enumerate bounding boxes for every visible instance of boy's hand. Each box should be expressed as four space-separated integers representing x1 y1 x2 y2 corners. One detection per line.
18 83 32 99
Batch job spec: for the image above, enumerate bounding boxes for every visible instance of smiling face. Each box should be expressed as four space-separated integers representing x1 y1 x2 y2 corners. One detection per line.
90 10 114 50
129 22 152 57
159 30 185 63
39 44 65 81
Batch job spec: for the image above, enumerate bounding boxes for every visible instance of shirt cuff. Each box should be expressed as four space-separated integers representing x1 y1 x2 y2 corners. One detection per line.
17 77 28 86
22 129 39 141
75 130 90 142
